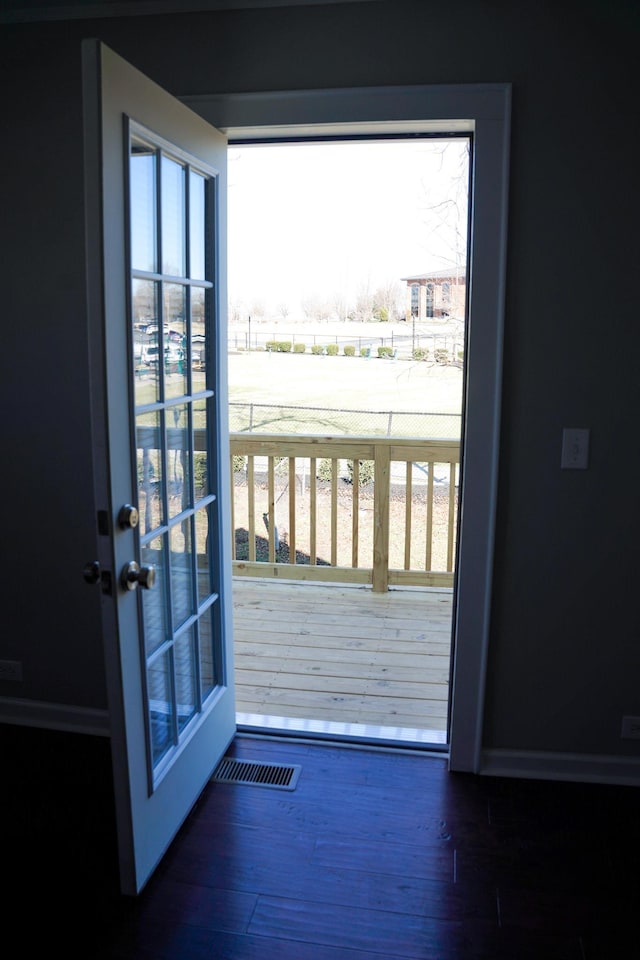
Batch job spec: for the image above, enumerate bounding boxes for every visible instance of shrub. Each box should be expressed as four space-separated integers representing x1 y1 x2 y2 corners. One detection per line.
343 344 356 357
293 343 306 354
232 455 246 473
377 345 394 359
316 458 334 481
278 340 292 353
347 459 375 487
412 347 429 361
325 343 339 356
434 348 449 364
360 347 370 358
311 344 324 355
265 340 278 352
194 453 208 491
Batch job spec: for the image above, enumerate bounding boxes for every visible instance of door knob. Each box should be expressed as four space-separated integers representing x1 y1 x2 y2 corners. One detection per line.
121 561 156 591
83 560 101 585
118 504 139 529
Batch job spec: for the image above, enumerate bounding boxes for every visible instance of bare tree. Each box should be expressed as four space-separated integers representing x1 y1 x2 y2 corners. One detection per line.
354 283 374 321
249 298 266 320
301 294 331 322
331 291 351 322
373 280 403 322
229 300 243 323
418 141 470 279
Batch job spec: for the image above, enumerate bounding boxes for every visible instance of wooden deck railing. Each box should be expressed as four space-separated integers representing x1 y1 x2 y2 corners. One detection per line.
229 434 459 592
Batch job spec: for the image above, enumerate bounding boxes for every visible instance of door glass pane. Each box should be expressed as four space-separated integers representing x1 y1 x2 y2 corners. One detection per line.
168 403 190 518
148 649 174 766
140 324 165 401
193 399 208 498
137 411 164 536
164 283 188 400
170 519 194 628
191 286 207 391
198 604 218 699
132 280 160 404
141 534 168 656
195 505 213 605
130 139 157 273
189 170 206 280
175 627 198 732
161 155 185 276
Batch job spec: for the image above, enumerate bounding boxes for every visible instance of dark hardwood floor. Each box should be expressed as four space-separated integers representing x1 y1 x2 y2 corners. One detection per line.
6 727 640 959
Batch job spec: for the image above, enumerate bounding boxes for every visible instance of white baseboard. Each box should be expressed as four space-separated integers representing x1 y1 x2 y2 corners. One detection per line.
480 748 640 787
0 696 110 737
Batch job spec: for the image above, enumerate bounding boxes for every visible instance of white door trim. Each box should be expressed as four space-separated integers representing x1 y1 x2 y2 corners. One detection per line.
181 83 511 773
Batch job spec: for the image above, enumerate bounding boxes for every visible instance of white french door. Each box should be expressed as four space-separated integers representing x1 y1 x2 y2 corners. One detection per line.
83 40 235 896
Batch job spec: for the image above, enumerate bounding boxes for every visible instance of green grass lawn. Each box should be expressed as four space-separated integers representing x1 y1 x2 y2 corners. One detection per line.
228 350 463 410
133 350 464 438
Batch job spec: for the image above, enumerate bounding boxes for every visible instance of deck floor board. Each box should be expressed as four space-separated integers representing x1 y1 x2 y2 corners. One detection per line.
232 578 452 738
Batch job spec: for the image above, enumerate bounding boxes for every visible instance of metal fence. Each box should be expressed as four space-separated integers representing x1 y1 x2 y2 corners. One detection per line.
228 329 464 359
229 402 461 439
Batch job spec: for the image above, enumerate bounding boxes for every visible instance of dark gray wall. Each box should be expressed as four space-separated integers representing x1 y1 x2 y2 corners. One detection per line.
1 0 638 758
1 38 107 707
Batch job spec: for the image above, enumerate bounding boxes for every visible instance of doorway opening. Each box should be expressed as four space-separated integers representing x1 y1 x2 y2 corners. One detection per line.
226 135 470 749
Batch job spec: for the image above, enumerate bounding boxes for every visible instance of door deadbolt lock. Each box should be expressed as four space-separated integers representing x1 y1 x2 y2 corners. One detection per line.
121 561 156 592
118 504 139 529
83 560 101 585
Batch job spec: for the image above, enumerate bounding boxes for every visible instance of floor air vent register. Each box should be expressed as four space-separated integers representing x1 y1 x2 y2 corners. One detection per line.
212 757 302 791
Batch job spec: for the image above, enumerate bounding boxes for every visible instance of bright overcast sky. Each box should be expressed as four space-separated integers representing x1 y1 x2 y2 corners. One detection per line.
227 137 469 320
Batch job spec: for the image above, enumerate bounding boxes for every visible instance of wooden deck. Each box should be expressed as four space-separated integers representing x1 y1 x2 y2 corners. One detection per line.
232 577 453 745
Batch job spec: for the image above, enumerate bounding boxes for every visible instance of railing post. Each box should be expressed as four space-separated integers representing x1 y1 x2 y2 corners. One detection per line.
372 443 390 592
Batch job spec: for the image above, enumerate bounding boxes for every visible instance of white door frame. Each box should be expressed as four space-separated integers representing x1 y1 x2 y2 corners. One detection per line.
181 83 511 774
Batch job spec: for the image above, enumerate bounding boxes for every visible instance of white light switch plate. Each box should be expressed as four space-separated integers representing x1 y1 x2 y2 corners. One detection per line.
561 427 589 469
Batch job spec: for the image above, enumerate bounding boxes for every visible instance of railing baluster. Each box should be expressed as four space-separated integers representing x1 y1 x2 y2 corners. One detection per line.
447 462 456 572
404 461 412 570
331 457 338 567
268 456 276 563
247 456 256 562
310 456 317 565
352 459 359 568
425 460 434 572
288 457 296 564
230 456 236 560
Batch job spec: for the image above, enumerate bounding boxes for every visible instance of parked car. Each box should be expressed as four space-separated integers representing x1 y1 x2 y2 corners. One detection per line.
142 344 182 366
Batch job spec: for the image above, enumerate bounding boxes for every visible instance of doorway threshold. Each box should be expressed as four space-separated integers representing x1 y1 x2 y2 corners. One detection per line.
236 711 448 752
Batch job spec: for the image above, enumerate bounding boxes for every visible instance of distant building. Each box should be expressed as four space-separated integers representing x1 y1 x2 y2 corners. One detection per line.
401 268 466 321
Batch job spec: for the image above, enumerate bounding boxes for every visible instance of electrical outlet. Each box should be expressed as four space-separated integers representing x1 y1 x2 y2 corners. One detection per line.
561 427 590 469
621 716 640 740
0 659 23 682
